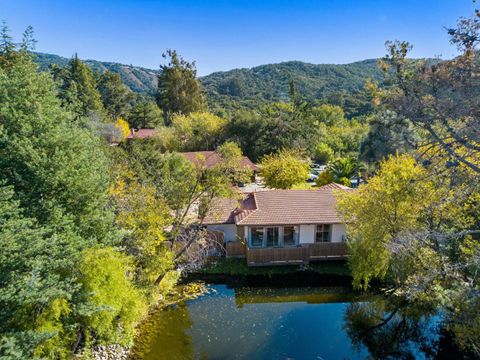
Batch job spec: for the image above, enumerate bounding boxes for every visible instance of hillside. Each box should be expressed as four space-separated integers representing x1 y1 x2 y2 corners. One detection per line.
201 60 383 107
33 52 384 108
34 52 159 94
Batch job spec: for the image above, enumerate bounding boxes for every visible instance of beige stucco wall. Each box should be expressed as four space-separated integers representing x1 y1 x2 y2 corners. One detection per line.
241 223 346 245
297 223 346 244
206 224 238 242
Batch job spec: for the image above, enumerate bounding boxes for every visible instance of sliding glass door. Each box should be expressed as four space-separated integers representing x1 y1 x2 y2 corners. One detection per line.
283 226 299 247
249 226 300 247
266 227 280 247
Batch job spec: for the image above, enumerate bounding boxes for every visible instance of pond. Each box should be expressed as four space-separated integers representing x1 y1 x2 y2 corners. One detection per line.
131 284 456 360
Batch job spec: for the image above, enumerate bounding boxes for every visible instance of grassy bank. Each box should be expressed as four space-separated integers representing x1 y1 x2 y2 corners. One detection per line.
198 258 351 277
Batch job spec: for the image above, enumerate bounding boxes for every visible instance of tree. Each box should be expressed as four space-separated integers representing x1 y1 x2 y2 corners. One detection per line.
378 7 480 173
0 23 36 70
336 154 435 289
109 164 175 287
0 48 115 242
128 95 163 129
314 143 334 164
317 157 363 186
216 141 242 160
155 111 227 151
122 141 248 278
98 70 133 120
0 184 81 359
218 75 245 97
77 247 146 346
0 36 145 358
51 54 105 119
156 49 205 121
225 109 268 162
360 110 419 164
259 149 311 189
0 21 14 55
114 117 130 142
260 99 318 157
311 104 345 126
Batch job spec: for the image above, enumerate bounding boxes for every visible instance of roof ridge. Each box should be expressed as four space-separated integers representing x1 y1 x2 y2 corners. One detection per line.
235 192 259 225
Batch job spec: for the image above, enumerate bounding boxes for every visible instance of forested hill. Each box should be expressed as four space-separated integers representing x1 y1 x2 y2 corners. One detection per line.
34 52 160 94
34 52 384 106
201 60 384 107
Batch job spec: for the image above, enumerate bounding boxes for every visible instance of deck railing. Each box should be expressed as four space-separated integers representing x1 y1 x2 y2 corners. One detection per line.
238 242 348 266
308 242 348 260
246 246 308 266
226 241 247 258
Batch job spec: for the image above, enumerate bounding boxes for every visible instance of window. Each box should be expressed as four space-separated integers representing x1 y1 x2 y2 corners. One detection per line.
315 224 331 243
266 227 280 247
250 227 264 247
283 226 298 247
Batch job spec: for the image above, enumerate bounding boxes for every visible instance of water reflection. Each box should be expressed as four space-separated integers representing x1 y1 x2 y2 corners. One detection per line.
130 303 194 360
131 285 458 360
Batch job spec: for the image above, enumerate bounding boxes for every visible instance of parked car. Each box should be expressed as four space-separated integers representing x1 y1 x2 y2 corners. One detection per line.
307 169 320 182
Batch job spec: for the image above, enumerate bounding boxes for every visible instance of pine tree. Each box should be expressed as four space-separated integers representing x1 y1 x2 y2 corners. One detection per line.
98 70 133 120
52 54 105 119
156 49 205 122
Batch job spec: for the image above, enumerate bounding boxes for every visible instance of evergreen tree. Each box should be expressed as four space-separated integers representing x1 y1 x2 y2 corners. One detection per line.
98 70 133 120
0 40 145 357
128 94 163 128
0 47 116 245
156 49 205 122
52 54 105 119
0 21 15 55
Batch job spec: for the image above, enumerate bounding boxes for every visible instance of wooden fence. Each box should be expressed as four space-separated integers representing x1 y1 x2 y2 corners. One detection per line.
244 243 348 266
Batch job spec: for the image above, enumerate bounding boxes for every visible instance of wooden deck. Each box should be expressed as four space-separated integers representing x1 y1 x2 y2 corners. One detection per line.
226 242 348 266
246 246 308 266
226 241 247 258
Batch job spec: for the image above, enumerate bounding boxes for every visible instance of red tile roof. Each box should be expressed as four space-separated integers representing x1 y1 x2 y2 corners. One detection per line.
179 151 259 172
127 128 158 139
203 187 352 226
317 183 352 191
202 197 240 224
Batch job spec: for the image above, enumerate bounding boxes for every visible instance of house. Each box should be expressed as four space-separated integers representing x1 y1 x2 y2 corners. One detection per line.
126 128 158 140
203 183 352 266
179 151 259 173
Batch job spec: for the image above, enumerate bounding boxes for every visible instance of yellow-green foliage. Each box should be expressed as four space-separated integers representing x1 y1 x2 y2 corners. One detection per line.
314 142 334 164
260 149 311 189
315 170 335 186
114 117 131 141
336 154 435 289
216 141 242 159
157 111 227 151
34 299 74 359
314 105 369 158
78 247 147 345
110 167 175 286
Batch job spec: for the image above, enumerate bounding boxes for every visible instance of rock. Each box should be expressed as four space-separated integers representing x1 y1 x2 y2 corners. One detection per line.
90 344 129 360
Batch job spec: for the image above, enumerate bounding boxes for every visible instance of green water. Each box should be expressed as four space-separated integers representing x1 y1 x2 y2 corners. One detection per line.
131 285 447 360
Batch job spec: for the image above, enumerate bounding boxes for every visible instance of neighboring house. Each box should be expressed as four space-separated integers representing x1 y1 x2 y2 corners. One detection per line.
203 183 353 266
126 128 158 140
179 151 259 173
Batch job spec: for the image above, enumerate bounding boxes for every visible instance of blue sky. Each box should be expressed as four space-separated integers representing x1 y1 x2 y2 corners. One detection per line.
1 0 476 75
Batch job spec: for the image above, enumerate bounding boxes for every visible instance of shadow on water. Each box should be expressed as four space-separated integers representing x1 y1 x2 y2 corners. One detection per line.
130 285 467 360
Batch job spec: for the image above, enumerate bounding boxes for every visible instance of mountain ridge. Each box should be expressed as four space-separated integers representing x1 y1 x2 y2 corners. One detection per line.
33 52 384 109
